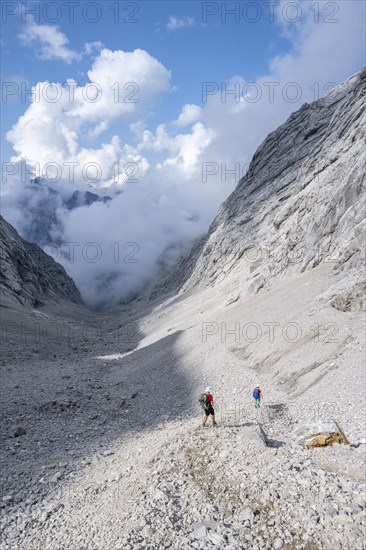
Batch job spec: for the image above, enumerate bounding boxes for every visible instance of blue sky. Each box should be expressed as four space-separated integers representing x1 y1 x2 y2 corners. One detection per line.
2 0 295 160
2 1 365 163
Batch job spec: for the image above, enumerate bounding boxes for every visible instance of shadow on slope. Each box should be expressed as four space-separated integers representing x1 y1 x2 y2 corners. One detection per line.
0 320 192 508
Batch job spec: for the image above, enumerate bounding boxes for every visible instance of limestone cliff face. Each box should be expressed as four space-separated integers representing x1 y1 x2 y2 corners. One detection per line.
153 68 366 303
0 216 82 307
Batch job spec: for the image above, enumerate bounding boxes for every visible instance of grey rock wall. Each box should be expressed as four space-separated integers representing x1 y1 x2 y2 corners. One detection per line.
0 216 82 307
152 68 366 301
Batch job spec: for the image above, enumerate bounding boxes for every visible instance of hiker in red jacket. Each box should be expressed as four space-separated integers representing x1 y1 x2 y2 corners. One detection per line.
199 387 217 427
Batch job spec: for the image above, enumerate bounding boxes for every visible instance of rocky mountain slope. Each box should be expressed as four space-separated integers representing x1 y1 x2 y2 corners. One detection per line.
1 264 365 549
1 69 365 550
0 216 82 307
153 68 366 307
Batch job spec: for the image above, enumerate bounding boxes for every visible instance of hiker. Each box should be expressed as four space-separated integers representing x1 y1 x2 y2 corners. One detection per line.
199 387 217 427
253 384 263 408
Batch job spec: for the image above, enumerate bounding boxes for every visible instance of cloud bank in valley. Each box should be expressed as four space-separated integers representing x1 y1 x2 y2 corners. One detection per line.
2 1 365 307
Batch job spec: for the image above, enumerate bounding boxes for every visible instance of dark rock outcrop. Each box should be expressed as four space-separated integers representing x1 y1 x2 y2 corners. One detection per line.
0 216 82 307
64 190 111 210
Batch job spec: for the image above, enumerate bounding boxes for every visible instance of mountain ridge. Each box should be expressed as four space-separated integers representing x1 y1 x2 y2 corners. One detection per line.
152 67 366 303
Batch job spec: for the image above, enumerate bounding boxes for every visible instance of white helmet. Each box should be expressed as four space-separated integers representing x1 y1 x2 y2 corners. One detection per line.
205 387 211 393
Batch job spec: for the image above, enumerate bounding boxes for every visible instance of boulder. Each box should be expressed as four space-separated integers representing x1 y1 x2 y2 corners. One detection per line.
305 432 346 448
292 421 349 448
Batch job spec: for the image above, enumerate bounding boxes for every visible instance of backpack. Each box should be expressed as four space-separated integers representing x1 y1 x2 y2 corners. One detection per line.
253 388 261 399
199 393 210 410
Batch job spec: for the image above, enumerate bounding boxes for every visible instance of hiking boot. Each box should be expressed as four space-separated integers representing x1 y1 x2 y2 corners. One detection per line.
213 421 218 427
202 422 206 427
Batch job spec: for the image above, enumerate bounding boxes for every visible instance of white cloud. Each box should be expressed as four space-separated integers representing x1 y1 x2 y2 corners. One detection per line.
137 122 215 177
19 20 81 63
6 48 171 186
173 103 202 127
19 21 106 63
83 41 104 55
166 16 195 32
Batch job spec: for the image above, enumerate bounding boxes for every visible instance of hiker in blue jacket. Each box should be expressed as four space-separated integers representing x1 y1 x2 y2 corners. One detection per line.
253 384 263 408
